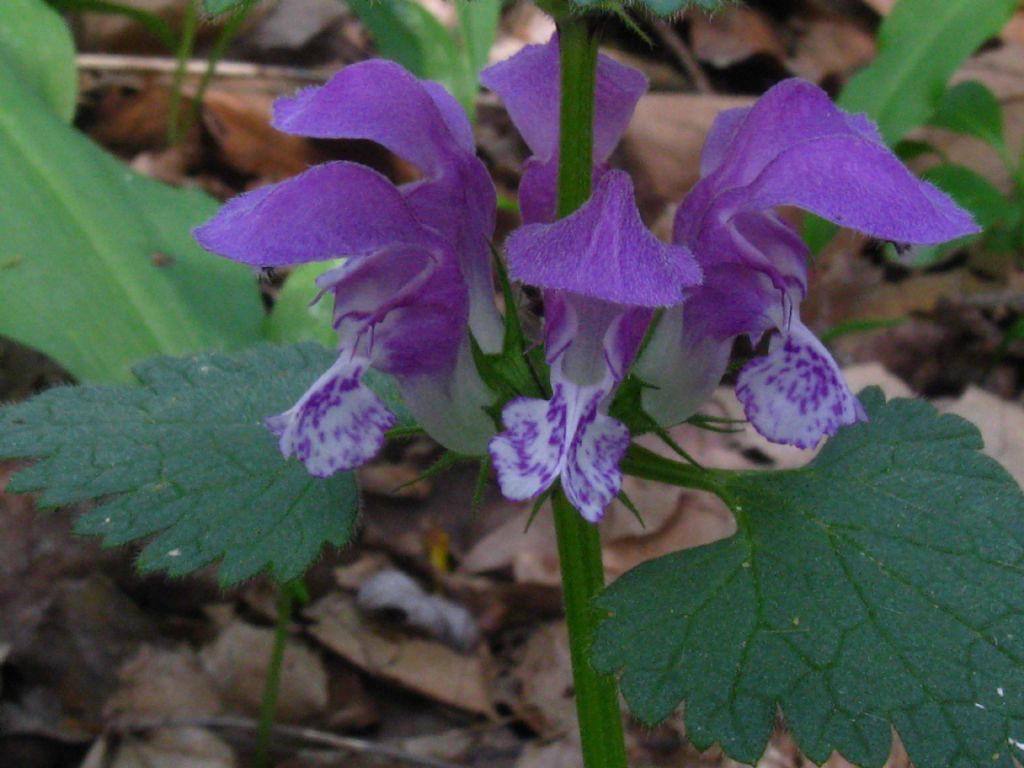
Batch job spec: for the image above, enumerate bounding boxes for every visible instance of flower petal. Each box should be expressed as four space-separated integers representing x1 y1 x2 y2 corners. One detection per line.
480 34 647 162
699 105 751 177
398 337 497 455
737 134 979 244
507 171 700 306
317 244 468 376
489 392 567 501
266 356 396 476
636 307 734 428
735 321 865 449
273 60 462 177
563 400 630 523
194 162 431 267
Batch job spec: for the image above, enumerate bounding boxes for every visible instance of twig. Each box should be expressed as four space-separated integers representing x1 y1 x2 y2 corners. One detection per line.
652 19 712 93
113 715 465 768
75 53 326 83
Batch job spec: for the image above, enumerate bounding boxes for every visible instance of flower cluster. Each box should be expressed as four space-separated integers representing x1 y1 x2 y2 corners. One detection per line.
196 35 976 521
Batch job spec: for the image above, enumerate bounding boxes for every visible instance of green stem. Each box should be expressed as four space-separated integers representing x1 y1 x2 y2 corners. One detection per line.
620 443 735 503
166 0 198 146
186 2 253 136
556 16 598 218
254 584 294 768
552 490 629 768
552 16 628 768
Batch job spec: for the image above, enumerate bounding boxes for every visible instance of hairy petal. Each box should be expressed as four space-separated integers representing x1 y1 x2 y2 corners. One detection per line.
490 391 568 501
635 305 735 428
736 135 979 244
563 399 630 523
480 34 647 163
508 171 699 306
266 356 396 476
194 162 431 267
317 245 468 377
273 60 461 177
735 321 866 449
398 337 496 455
699 105 751 177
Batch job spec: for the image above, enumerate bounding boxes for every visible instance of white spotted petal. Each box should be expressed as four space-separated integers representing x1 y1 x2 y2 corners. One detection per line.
735 322 865 449
266 356 396 476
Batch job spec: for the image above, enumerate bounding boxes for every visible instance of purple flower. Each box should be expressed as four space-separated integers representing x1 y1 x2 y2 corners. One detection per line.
636 79 979 448
195 60 500 473
480 34 647 224
489 171 700 521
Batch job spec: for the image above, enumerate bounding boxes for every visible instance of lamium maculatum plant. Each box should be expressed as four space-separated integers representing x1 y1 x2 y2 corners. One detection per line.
3 2 1023 767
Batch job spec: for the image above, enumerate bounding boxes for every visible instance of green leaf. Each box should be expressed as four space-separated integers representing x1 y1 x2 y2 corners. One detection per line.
929 81 1006 151
839 0 1016 145
47 0 178 50
201 0 254 15
456 0 500 83
265 261 342 348
0 344 360 585
595 390 1024 767
0 58 264 382
0 0 77 121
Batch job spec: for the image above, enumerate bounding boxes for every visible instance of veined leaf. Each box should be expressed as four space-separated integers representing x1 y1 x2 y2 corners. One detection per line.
0 344 360 585
0 0 77 121
839 0 1016 144
0 58 263 382
596 390 1024 768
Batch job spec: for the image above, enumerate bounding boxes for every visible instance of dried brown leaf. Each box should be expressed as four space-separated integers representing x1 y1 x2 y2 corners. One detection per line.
199 621 328 723
305 593 496 717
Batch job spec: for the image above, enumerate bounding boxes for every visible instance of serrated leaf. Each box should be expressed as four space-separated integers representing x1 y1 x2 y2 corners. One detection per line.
0 0 77 121
929 81 1006 151
595 390 1024 768
839 0 1016 144
0 55 263 382
0 344 361 586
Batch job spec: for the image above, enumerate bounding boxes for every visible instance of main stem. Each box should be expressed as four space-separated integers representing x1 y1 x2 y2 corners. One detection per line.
553 17 629 768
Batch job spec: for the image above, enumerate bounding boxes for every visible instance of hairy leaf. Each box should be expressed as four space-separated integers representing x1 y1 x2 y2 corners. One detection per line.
0 57 263 382
0 344 361 585
595 390 1024 767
